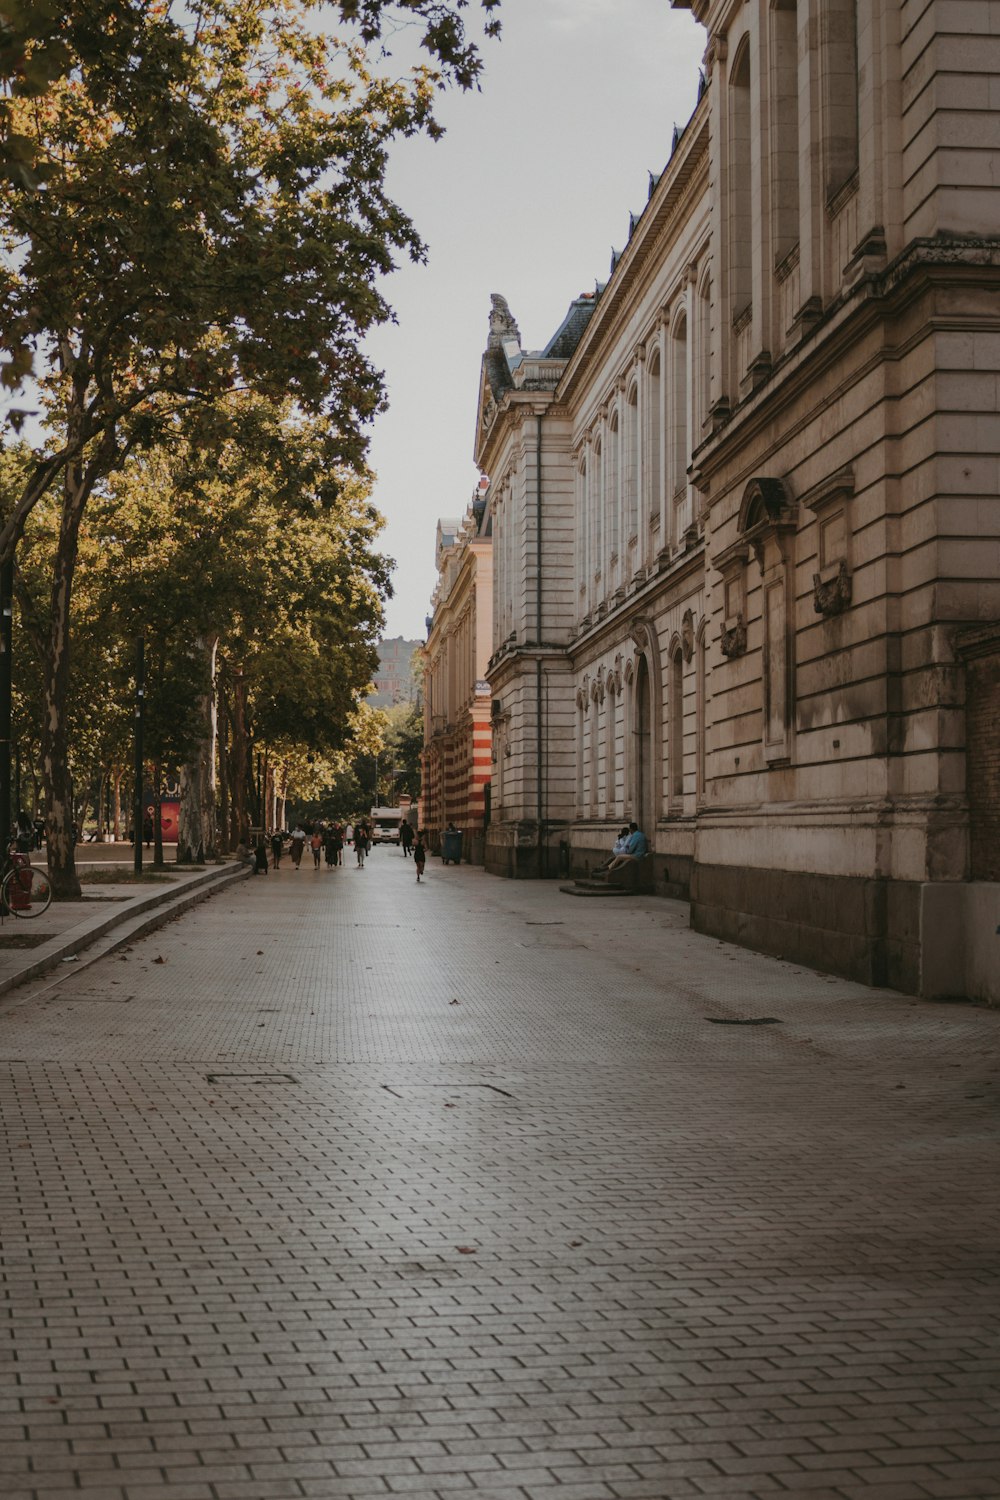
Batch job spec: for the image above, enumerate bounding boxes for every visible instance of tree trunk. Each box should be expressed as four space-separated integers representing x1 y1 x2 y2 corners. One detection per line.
41 461 90 898
217 684 230 855
177 636 219 864
230 668 250 849
113 767 122 842
39 370 114 898
95 770 106 841
276 761 288 833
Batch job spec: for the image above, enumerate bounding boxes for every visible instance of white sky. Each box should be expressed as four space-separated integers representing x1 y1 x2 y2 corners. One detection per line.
365 0 707 640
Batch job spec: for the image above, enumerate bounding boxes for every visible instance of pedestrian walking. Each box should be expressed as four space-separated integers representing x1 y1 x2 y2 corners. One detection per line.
289 825 306 868
413 832 426 882
354 822 366 868
332 823 344 866
310 829 323 869
270 830 283 869
399 818 413 858
253 836 269 876
323 828 336 867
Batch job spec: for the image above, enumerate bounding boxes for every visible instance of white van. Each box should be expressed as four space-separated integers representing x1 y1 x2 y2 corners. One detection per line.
369 807 402 844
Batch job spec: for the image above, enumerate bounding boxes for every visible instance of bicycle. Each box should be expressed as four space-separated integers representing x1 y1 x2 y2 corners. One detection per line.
1 841 52 918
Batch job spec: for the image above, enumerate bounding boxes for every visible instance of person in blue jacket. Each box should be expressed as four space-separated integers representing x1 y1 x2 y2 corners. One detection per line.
607 821 647 871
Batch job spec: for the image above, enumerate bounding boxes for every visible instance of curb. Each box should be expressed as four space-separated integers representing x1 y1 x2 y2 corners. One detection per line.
0 863 252 1000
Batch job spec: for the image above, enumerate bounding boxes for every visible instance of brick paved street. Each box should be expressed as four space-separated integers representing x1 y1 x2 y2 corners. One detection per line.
1 852 999 1500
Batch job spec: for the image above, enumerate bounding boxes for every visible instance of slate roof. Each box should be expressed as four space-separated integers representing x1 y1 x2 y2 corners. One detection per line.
543 295 598 360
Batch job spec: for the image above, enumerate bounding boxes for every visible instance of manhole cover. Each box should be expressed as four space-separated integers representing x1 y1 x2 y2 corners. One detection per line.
706 1016 782 1026
381 1083 514 1099
206 1073 298 1083
49 992 133 1003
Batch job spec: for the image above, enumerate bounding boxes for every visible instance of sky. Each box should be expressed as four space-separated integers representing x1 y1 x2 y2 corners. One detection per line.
364 0 707 642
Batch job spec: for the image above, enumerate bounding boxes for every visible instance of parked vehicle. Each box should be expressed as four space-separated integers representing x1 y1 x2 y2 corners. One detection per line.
369 806 403 844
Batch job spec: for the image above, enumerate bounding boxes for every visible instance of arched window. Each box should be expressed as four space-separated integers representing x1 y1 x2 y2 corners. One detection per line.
607 412 620 562
728 39 752 319
771 0 800 261
670 647 685 803
671 315 689 501
576 696 585 815
589 694 600 815
576 458 587 600
645 349 662 529
696 620 707 803
624 383 639 547
606 683 617 814
696 274 711 442
634 655 652 832
591 438 602 590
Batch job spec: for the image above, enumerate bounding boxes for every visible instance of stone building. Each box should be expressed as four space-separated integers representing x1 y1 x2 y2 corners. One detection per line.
421 485 493 863
474 0 1000 1002
367 636 422 709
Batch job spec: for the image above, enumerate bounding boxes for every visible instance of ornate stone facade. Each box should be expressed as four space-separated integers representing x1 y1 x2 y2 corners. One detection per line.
467 1 1000 1002
421 489 493 864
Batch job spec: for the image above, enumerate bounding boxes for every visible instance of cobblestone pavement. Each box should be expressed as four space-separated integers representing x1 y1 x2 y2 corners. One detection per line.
1 853 999 1500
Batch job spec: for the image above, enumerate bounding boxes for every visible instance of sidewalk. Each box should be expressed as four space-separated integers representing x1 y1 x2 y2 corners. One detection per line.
0 853 250 998
1 851 999 1500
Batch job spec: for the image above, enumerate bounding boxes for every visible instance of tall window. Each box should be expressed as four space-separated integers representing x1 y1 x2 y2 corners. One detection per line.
589 697 599 814
671 315 689 501
645 350 662 528
696 622 707 802
591 439 602 589
824 0 858 198
576 458 587 600
576 697 585 814
771 0 800 261
624 384 639 546
606 685 617 814
670 648 684 802
728 39 752 318
607 412 620 561
696 275 711 441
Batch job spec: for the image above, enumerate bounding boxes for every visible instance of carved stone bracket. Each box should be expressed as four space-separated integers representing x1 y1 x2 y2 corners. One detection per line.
813 559 852 616
720 613 747 659
681 609 695 663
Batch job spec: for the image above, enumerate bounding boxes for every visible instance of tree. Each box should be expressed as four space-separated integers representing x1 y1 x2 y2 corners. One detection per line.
0 1 486 895
83 393 391 855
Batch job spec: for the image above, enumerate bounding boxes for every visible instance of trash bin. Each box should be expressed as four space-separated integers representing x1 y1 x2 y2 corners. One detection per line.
442 828 462 865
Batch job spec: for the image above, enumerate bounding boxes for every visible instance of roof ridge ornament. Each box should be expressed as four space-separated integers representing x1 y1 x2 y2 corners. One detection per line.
488 293 521 351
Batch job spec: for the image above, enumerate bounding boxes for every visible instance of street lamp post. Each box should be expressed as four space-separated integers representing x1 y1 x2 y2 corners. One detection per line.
0 553 13 864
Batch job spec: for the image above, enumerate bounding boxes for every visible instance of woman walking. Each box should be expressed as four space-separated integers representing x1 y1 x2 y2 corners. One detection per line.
413 831 426 883
289 825 306 868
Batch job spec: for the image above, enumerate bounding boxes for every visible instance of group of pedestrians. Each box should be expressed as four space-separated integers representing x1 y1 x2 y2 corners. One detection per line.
276 822 367 869
252 818 429 882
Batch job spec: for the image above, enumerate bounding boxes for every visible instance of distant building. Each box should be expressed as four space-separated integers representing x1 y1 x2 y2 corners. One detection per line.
472 1 1000 1005
422 485 493 863
367 636 422 709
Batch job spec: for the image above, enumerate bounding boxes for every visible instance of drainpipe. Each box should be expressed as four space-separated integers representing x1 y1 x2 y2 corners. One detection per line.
536 413 544 879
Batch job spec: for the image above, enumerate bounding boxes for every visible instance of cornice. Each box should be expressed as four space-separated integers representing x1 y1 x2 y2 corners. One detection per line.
558 103 711 408
692 238 1000 495
569 542 705 657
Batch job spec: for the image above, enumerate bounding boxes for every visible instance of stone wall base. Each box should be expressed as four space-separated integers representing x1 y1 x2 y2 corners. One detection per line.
691 862 921 993
920 881 1000 1005
565 841 692 898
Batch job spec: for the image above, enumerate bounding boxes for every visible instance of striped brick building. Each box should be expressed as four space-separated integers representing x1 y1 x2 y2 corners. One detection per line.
421 492 493 863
